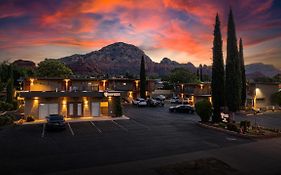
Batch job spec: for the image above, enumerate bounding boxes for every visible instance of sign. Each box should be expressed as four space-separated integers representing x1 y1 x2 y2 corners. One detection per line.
104 92 121 97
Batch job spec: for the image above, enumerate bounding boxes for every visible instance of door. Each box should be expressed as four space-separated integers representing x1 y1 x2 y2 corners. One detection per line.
39 103 59 119
68 103 83 117
39 104 48 119
91 102 100 117
77 103 82 116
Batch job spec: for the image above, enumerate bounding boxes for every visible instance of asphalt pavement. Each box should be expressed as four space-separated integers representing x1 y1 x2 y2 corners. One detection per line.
0 104 268 174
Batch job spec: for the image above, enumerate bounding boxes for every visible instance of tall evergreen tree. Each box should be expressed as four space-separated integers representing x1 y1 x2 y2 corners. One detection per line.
6 78 14 104
239 38 246 107
140 56 146 98
199 64 203 82
211 14 224 122
225 9 241 112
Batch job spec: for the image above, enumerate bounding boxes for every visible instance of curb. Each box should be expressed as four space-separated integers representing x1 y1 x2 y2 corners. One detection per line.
197 122 281 140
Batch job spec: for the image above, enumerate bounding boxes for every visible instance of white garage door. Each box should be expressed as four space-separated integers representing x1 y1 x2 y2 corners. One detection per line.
39 103 59 119
91 102 100 117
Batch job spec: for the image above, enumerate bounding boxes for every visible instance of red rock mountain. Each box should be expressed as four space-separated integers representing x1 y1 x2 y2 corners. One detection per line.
60 42 198 77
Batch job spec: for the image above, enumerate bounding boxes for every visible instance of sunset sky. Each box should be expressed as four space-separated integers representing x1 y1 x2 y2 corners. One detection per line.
0 0 280 68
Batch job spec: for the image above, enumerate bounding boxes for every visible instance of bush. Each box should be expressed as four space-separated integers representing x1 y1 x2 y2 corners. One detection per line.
271 92 281 106
113 97 123 117
227 123 239 132
26 115 35 122
0 101 14 111
195 100 212 122
0 114 16 126
240 120 251 133
12 100 18 110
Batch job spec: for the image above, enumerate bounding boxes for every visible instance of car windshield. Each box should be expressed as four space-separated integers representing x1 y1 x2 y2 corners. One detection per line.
48 115 64 121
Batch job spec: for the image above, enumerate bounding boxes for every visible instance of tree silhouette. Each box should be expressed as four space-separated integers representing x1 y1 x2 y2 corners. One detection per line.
225 9 241 112
211 14 225 122
140 56 146 98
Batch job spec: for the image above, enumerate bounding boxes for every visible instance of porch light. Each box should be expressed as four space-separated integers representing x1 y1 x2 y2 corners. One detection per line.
30 78 34 86
129 91 133 98
64 79 70 90
102 80 107 87
135 80 139 87
62 99 67 106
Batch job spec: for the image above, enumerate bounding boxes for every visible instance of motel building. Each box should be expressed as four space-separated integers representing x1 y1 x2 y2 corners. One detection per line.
247 82 281 110
175 82 212 106
18 78 123 120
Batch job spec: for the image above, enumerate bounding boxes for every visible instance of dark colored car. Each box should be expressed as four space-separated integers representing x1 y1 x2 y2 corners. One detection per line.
46 114 66 131
169 105 195 113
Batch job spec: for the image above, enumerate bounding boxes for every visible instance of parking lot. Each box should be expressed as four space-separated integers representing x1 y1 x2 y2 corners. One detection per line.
0 104 253 174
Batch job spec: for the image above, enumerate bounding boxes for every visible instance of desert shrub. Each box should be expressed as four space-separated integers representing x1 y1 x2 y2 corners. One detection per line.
195 100 212 122
227 123 239 132
0 101 14 111
26 115 35 122
0 113 16 126
113 97 123 117
271 92 281 106
240 120 251 133
12 100 18 110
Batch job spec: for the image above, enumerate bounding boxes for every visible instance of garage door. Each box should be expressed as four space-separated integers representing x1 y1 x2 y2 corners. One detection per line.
91 102 100 117
39 103 59 119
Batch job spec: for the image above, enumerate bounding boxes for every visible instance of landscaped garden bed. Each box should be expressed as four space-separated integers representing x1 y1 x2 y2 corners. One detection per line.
155 157 238 175
197 121 281 139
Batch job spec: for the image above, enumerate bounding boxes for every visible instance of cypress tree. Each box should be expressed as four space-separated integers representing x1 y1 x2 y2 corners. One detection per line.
225 9 241 112
199 64 203 82
239 38 246 107
211 14 224 122
140 56 146 98
6 78 14 104
196 68 200 80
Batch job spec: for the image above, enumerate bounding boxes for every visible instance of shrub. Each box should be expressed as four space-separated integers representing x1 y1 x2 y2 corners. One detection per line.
26 115 35 122
227 123 239 132
12 100 18 110
195 100 212 122
113 96 123 117
271 92 281 106
0 101 14 111
0 114 16 126
240 120 251 133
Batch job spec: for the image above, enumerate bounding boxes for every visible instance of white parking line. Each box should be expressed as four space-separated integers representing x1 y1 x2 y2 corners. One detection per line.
67 123 75 136
130 118 150 130
111 120 128 132
89 121 102 133
41 124 46 138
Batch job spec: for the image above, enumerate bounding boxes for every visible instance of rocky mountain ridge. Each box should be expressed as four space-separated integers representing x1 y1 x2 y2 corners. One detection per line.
12 42 281 79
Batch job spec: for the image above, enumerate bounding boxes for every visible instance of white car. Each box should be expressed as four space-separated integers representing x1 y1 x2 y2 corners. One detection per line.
170 97 180 103
137 99 147 107
132 98 145 105
156 95 166 101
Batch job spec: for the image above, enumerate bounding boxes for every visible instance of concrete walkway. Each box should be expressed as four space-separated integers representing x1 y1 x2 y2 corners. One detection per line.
51 137 281 175
20 115 129 125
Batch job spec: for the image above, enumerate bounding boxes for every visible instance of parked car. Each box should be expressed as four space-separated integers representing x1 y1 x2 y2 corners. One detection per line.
170 97 180 104
46 114 66 131
147 98 164 107
132 98 145 105
137 99 147 107
156 95 166 101
169 105 195 113
179 98 189 104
